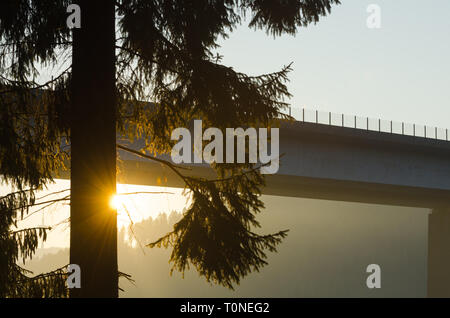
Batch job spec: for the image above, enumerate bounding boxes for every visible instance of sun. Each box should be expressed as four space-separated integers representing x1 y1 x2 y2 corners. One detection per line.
109 194 122 211
106 184 188 228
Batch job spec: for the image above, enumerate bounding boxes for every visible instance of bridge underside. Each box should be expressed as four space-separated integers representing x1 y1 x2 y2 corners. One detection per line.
114 159 450 209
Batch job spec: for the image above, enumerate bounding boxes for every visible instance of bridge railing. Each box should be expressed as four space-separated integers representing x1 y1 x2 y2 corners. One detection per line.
284 107 449 142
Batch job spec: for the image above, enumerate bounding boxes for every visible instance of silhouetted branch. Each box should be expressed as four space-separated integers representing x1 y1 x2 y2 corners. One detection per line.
10 196 70 212
117 144 194 189
116 191 174 196
9 226 52 235
0 65 71 95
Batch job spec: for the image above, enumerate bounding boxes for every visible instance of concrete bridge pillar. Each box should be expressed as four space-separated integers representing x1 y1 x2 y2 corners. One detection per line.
428 207 450 297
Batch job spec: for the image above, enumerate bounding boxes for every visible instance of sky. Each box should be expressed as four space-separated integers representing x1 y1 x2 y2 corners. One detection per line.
2 0 447 296
216 0 450 129
36 0 450 128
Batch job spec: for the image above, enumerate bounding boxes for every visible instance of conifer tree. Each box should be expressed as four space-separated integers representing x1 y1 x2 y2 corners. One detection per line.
0 0 340 297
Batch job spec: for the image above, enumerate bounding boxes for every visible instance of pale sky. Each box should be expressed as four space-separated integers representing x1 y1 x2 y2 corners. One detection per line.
36 0 450 128
217 0 450 129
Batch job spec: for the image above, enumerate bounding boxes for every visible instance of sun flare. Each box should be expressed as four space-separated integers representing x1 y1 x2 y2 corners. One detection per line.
109 194 121 211
106 184 189 228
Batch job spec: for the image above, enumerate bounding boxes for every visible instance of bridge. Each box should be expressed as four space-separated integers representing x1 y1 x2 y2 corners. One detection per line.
61 109 450 297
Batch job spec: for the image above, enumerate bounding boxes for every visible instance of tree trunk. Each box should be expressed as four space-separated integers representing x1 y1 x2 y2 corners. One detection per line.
70 1 118 297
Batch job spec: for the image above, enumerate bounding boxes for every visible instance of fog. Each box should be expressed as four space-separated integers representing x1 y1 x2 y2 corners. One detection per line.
26 195 429 297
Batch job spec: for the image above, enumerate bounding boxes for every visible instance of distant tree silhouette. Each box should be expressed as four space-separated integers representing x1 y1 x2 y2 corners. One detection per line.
0 0 340 297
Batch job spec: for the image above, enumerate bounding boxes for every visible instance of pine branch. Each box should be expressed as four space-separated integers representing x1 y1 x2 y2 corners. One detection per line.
9 226 52 235
10 196 70 212
0 65 71 95
117 144 194 185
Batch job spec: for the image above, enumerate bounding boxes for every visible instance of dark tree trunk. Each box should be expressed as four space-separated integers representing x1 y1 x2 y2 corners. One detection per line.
70 1 118 297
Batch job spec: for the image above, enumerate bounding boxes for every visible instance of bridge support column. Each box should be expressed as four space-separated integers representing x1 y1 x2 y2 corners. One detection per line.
428 207 450 297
